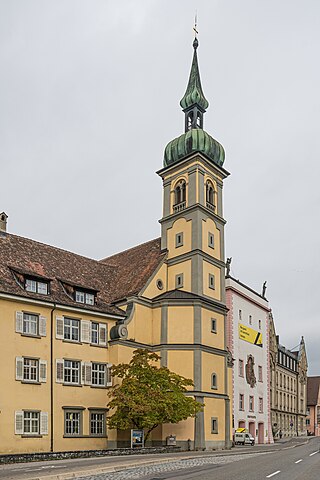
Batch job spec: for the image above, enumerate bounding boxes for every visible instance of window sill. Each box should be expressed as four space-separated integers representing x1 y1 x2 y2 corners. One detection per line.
21 381 41 385
62 339 82 345
63 435 107 439
90 385 108 389
211 330 217 334
63 383 82 387
211 387 218 391
21 333 41 339
21 434 43 438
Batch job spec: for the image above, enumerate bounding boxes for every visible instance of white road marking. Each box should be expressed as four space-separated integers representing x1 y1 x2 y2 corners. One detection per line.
309 451 318 456
266 471 281 478
295 459 302 464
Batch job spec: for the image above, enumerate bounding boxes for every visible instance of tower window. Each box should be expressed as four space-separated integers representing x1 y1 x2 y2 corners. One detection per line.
211 373 217 389
174 180 186 207
208 232 215 249
206 181 215 210
175 274 184 289
209 274 215 290
175 232 184 248
211 318 217 333
211 417 218 434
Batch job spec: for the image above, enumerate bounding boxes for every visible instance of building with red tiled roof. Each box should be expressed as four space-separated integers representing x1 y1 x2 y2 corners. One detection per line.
0 38 233 454
306 377 320 436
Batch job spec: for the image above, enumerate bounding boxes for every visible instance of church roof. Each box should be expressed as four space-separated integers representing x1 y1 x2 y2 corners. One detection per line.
307 376 320 406
100 238 166 302
180 38 209 111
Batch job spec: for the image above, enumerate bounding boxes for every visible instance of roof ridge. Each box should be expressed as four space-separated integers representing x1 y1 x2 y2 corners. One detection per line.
100 237 161 263
5 232 111 267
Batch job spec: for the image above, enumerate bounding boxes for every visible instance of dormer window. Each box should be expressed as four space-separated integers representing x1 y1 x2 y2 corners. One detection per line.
75 290 95 305
25 278 49 295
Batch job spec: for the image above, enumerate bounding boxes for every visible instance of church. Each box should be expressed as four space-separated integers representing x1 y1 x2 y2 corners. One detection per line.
0 37 233 454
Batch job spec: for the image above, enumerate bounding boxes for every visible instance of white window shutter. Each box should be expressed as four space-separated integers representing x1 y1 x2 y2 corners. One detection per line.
56 317 64 340
56 359 64 383
99 323 107 346
15 411 24 435
84 362 92 385
39 360 47 383
106 363 112 387
81 320 91 343
81 361 86 385
40 412 49 435
15 311 23 333
16 357 24 381
39 316 47 337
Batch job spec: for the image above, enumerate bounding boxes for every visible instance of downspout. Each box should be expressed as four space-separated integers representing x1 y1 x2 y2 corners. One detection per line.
50 304 56 452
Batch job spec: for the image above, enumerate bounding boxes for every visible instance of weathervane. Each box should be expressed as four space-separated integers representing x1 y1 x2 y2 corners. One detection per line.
193 12 198 38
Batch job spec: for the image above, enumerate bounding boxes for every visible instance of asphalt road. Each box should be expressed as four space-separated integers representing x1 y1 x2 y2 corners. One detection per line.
142 437 320 480
0 437 318 480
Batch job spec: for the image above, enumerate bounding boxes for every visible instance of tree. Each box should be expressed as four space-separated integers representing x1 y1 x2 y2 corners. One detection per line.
106 349 203 445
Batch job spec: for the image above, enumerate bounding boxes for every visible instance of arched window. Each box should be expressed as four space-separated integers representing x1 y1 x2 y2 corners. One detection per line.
187 112 194 130
206 180 215 209
211 373 217 389
174 180 186 212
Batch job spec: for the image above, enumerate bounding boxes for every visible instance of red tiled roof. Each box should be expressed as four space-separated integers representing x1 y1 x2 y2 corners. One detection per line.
0 233 166 314
100 238 166 302
0 232 123 316
307 376 320 406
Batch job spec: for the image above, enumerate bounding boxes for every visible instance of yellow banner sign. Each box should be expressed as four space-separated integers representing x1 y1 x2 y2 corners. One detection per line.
239 323 263 347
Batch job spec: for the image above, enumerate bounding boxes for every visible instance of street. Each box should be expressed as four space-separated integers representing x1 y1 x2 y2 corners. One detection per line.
0 437 319 480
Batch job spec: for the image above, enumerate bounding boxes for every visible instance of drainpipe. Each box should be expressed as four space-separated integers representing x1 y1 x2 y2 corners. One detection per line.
50 304 56 452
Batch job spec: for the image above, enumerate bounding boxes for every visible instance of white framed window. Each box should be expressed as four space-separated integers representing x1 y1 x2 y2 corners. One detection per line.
15 312 46 337
211 373 217 390
23 313 38 335
16 357 47 383
249 396 254 412
25 278 48 295
64 360 80 384
175 232 184 248
258 366 263 382
75 291 95 305
91 322 99 344
64 318 80 342
211 318 217 333
92 363 107 386
239 359 244 377
64 410 82 436
90 412 106 436
209 274 215 290
56 318 107 347
15 411 48 436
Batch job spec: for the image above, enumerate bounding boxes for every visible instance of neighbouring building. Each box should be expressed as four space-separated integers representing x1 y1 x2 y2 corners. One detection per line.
226 274 273 444
0 37 233 454
269 315 308 438
306 376 320 436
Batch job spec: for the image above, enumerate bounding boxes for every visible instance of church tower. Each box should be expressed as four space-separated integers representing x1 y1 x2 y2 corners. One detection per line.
157 36 232 449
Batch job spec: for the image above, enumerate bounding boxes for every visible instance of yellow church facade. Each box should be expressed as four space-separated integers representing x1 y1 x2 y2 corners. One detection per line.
0 37 232 454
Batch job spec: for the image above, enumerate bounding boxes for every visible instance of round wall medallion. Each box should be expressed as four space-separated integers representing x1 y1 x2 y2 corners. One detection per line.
156 279 164 290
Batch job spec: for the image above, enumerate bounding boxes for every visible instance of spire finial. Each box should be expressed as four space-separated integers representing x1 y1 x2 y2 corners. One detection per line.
193 12 199 49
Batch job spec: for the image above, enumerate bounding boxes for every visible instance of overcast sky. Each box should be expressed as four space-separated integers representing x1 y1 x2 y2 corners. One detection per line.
0 1 319 374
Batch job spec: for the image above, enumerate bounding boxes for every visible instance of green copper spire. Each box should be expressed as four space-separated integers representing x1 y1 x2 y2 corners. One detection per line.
180 38 209 112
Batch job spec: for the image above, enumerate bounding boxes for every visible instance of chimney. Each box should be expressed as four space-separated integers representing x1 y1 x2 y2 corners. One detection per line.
0 212 8 233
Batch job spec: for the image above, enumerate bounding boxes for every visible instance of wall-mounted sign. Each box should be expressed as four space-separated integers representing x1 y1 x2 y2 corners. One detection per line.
239 323 263 347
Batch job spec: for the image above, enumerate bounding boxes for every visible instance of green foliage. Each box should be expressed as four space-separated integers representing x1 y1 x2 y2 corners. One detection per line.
106 349 203 442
